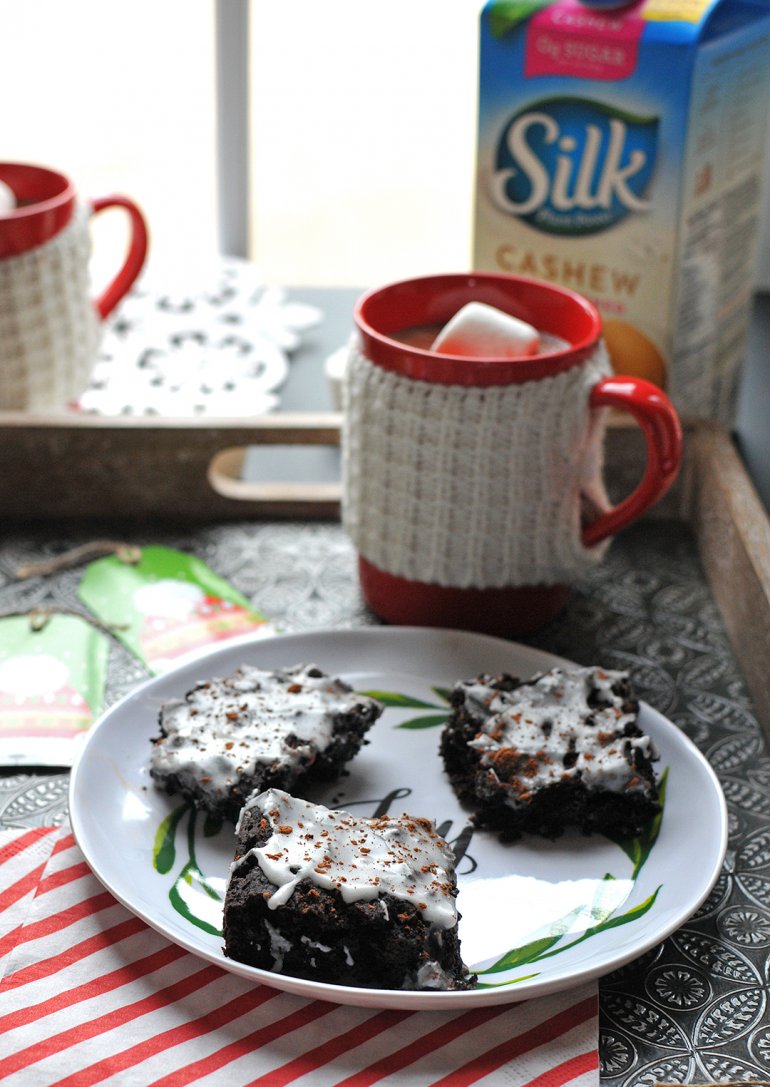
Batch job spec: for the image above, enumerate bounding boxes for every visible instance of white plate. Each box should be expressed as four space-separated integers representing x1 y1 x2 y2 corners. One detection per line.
69 627 727 1011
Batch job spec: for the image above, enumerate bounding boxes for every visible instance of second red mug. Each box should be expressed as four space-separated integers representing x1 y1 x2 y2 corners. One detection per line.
0 162 148 410
342 272 682 636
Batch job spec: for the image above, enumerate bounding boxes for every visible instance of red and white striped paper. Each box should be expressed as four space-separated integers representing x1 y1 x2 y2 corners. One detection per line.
0 827 599 1087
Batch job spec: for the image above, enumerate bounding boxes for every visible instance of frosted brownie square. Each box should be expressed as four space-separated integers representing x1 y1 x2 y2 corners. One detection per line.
223 788 476 991
150 663 382 823
440 665 660 840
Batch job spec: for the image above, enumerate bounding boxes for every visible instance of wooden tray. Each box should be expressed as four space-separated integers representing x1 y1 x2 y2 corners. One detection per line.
2 411 768 737
682 422 770 743
0 411 343 521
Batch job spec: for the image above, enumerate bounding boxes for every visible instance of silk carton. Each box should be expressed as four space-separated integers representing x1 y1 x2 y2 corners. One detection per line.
474 0 770 421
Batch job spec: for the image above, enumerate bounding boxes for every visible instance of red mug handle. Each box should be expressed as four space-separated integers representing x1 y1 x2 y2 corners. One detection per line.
89 195 149 319
582 375 683 548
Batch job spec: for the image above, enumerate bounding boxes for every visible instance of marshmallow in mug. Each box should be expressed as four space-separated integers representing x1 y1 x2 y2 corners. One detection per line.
0 182 15 215
330 303 547 406
430 301 541 358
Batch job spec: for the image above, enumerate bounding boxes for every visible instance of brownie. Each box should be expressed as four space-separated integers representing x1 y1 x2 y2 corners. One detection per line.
223 788 476 991
440 665 660 840
150 663 382 823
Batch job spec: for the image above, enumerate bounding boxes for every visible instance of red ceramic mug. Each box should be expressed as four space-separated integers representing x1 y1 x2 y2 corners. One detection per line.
0 163 148 410
342 272 682 636
0 162 148 318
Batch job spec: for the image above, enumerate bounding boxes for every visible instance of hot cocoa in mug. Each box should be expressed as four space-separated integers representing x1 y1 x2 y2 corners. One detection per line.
341 272 682 636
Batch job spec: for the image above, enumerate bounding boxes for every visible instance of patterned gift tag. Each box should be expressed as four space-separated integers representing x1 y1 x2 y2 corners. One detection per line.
0 614 109 767
78 545 273 674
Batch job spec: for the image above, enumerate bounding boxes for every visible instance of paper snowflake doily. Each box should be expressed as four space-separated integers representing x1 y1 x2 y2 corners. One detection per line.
78 258 321 417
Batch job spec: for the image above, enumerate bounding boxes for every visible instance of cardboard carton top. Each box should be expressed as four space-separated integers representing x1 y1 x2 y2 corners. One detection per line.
482 0 769 46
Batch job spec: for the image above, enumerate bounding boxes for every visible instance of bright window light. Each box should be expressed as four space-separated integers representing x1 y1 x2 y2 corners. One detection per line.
5 1 486 289
3 0 218 287
249 1 484 287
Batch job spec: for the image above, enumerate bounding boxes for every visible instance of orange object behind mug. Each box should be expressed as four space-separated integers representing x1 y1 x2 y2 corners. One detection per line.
0 162 148 410
342 272 682 636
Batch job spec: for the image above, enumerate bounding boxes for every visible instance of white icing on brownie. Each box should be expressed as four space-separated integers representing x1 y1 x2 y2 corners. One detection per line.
235 788 458 928
151 663 374 796
464 666 655 802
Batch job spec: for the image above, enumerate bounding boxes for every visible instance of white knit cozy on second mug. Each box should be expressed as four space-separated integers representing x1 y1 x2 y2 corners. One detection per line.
342 339 614 593
0 207 100 411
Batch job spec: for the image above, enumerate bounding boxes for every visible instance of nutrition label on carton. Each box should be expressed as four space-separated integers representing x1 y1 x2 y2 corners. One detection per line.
673 32 770 418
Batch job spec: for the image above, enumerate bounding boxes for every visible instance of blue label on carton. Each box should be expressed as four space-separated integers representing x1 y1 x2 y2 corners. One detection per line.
492 96 659 235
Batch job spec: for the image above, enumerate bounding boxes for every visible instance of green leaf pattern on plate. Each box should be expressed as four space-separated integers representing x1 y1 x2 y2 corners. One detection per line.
153 801 224 937
361 686 452 730
476 886 662 988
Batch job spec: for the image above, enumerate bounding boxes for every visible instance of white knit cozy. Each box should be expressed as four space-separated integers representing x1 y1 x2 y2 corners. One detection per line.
0 206 101 410
342 341 614 589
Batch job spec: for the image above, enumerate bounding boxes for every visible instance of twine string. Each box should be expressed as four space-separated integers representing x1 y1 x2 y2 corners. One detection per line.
0 607 128 638
16 541 141 580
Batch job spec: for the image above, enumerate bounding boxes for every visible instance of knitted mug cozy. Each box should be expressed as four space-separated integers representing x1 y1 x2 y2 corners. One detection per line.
0 206 100 410
342 340 614 590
